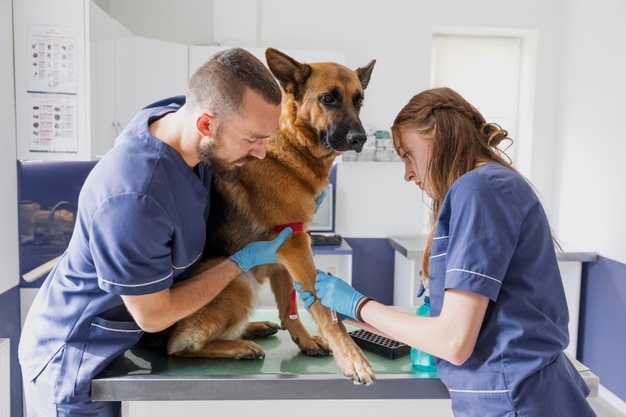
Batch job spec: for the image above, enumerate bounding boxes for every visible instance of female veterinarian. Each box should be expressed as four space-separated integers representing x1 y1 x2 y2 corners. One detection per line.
298 87 596 416
19 48 293 417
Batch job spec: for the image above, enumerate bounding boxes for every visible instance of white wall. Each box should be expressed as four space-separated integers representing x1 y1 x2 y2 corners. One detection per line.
105 0 568 237
106 0 626 251
0 0 19 294
555 0 626 264
105 0 214 45
239 0 568 237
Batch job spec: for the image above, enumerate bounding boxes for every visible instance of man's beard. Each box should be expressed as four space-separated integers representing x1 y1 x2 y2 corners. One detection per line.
197 135 255 181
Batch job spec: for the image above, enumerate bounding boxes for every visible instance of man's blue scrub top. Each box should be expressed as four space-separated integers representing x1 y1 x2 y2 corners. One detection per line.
19 96 211 404
428 163 593 416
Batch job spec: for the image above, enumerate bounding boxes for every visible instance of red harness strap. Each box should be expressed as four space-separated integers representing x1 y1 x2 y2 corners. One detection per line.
275 222 304 320
275 222 304 233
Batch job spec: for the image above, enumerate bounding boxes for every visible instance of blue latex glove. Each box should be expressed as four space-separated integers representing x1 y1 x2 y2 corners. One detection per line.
295 280 348 321
294 282 315 309
296 270 365 320
314 189 327 213
229 228 293 272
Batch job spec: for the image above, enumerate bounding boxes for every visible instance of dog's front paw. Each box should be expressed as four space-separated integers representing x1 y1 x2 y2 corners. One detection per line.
294 335 331 356
337 357 376 385
234 340 266 359
242 320 281 338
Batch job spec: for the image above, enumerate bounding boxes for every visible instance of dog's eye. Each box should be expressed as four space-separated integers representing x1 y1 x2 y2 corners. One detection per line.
320 94 335 104
355 98 364 108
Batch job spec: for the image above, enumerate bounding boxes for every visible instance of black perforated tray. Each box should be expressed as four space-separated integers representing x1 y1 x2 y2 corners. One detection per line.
349 329 410 359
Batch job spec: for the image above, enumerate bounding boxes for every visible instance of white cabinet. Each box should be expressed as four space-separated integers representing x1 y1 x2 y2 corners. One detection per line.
0 0 19 295
390 235 428 307
89 3 117 158
14 1 187 161
89 3 187 159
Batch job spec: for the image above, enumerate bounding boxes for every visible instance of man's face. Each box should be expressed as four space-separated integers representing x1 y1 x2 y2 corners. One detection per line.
198 89 281 175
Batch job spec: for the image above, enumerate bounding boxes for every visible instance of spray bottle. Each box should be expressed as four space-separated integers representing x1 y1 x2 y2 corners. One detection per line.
410 280 437 373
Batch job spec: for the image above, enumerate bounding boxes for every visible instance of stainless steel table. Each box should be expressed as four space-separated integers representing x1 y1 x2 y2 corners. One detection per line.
92 308 598 401
92 308 447 401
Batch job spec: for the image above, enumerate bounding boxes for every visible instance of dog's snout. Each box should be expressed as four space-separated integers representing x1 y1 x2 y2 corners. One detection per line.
348 131 367 148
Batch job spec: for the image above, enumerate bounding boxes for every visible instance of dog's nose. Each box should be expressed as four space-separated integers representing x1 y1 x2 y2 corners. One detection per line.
347 131 367 148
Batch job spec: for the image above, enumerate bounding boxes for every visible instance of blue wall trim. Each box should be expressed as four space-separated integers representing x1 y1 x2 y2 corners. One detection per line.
0 285 23 417
344 237 395 305
579 256 626 401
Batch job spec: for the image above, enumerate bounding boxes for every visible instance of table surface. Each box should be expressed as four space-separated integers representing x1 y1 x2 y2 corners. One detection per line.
92 308 447 401
92 308 598 401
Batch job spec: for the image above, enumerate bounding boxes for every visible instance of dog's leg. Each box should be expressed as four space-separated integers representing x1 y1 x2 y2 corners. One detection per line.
167 275 273 359
277 231 376 385
267 266 331 355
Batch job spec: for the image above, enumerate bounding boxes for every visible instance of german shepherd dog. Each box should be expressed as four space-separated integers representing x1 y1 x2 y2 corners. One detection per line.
164 48 376 385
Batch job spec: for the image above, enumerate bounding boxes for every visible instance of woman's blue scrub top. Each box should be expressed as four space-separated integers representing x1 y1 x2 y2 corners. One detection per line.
428 163 594 416
19 96 211 404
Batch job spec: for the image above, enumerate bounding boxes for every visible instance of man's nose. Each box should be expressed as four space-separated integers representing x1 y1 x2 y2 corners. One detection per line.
249 138 267 159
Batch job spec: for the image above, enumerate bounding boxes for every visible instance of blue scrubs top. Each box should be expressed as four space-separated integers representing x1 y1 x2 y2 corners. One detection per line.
19 96 211 404
428 163 594 417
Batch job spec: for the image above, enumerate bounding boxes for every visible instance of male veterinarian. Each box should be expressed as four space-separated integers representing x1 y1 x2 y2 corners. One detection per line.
19 48 292 417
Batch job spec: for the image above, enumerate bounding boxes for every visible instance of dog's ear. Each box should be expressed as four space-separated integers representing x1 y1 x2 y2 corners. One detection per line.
265 48 312 97
356 59 376 90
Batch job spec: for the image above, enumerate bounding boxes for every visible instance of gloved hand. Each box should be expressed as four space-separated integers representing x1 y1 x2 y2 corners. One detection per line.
294 282 315 309
295 280 347 321
314 189 327 213
229 228 293 272
295 270 367 320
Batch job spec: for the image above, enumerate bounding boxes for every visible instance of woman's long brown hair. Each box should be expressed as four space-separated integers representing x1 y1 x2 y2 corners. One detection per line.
391 87 514 279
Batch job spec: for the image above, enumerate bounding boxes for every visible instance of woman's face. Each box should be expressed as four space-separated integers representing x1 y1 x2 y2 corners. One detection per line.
397 127 433 198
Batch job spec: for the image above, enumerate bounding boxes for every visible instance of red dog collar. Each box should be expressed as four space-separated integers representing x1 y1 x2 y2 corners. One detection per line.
275 222 304 233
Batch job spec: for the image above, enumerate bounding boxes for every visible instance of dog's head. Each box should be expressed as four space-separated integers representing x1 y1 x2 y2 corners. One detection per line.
265 48 375 154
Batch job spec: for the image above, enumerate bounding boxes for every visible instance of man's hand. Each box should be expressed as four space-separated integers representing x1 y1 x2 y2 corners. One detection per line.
229 227 293 272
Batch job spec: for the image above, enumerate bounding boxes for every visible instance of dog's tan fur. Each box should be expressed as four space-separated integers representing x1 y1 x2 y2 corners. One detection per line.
165 48 377 385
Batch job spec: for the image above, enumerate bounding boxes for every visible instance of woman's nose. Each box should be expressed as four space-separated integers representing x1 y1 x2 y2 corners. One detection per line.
403 162 414 183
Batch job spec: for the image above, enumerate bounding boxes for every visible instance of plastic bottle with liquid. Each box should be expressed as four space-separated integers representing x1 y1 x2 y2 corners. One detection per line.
410 294 438 373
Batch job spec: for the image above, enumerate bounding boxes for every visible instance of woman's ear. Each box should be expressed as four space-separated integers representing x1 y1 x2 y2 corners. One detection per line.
196 113 214 137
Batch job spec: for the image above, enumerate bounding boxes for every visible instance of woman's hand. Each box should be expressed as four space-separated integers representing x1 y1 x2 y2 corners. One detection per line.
295 270 368 320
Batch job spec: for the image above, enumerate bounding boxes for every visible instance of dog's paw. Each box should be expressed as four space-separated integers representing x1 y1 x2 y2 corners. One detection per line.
336 351 376 386
295 335 332 356
234 340 266 359
242 320 281 338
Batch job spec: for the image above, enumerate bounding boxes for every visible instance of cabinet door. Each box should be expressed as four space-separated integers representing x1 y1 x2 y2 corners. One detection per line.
132 36 188 110
89 2 115 159
113 21 136 137
0 0 19 293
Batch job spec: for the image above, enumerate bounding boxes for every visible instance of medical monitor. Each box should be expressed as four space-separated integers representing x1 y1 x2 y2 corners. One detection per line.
308 184 334 232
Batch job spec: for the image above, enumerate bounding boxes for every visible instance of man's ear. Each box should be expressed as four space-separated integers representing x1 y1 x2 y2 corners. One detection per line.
196 113 214 137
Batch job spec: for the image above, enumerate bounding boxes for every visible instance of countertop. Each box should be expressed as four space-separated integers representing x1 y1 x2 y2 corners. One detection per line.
92 308 598 401
92 308 447 401
388 235 598 262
